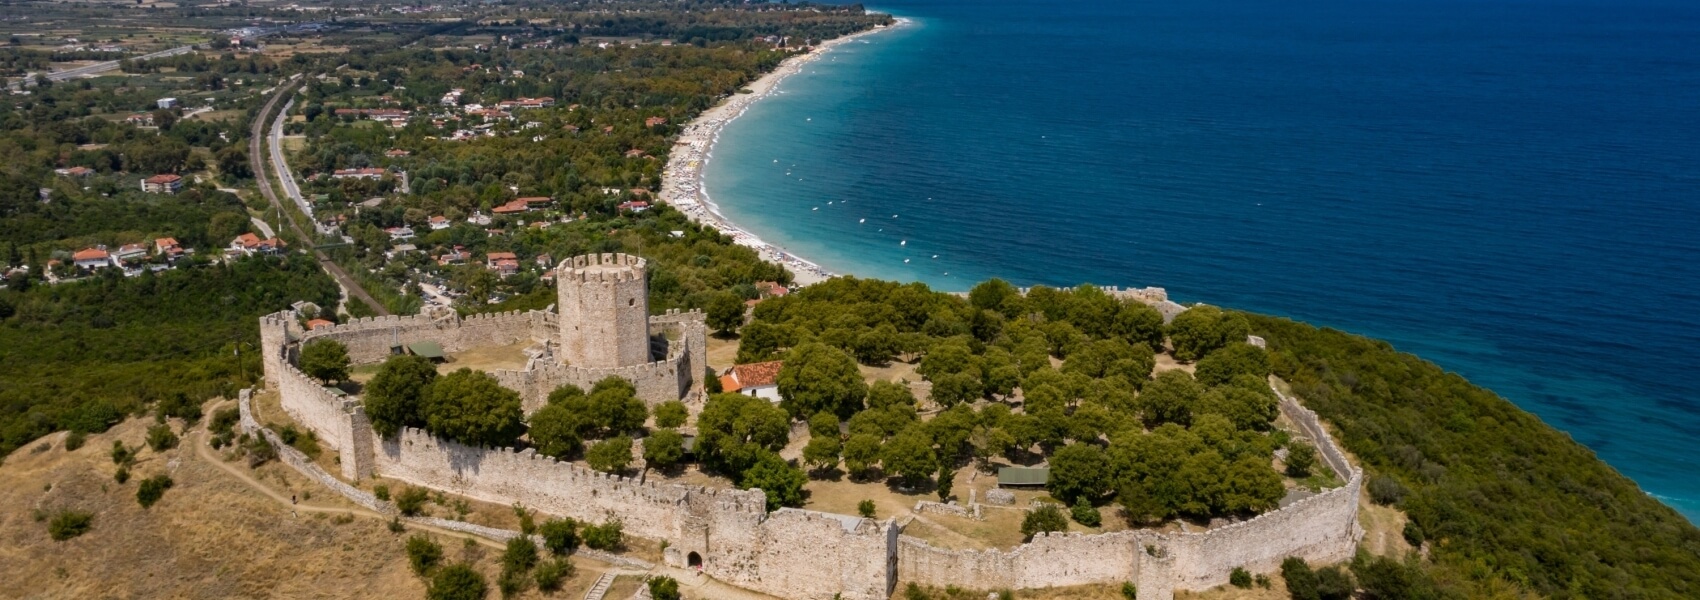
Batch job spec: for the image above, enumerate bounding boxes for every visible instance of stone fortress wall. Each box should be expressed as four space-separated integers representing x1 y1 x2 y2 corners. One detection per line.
893 391 1363 598
263 266 1359 600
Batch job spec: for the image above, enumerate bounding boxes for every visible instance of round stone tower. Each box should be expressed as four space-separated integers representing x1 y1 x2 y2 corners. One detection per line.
556 253 650 368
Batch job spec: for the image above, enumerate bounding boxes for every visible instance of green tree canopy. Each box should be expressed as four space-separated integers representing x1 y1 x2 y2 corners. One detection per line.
1167 305 1250 362
705 291 745 333
299 338 351 383
880 425 938 486
653 400 689 429
776 342 867 421
586 435 633 473
1048 442 1110 505
696 392 790 478
643 429 686 469
427 563 488 600
743 450 807 510
1137 370 1205 428
364 354 439 438
1194 342 1271 386
1020 503 1068 539
421 368 525 448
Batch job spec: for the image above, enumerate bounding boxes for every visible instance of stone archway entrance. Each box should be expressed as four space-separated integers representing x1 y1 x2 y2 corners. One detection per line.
687 552 703 568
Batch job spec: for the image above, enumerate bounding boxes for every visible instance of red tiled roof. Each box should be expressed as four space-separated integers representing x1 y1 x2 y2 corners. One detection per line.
306 319 334 330
73 248 108 261
729 361 783 389
720 374 742 393
144 174 181 184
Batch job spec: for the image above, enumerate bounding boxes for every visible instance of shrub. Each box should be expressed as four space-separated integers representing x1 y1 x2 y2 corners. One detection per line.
514 504 536 535
1071 498 1102 527
374 485 390 501
1255 574 1272 589
502 536 539 573
110 440 133 465
406 534 444 576
145 424 178 451
586 436 634 473
47 509 94 541
1230 566 1253 588
1315 566 1354 600
648 575 681 600
643 429 686 470
64 431 86 451
539 518 580 554
654 400 689 428
582 519 623 551
1281 557 1317 600
243 434 277 467
210 407 240 436
1285 442 1317 478
1020 503 1068 539
114 466 130 484
857 499 876 518
300 338 351 383
1120 583 1137 600
1402 520 1425 547
136 474 174 508
427 563 487 600
388 517 405 533
1367 475 1405 506
497 565 529 599
396 486 430 516
534 558 573 591
904 583 928 600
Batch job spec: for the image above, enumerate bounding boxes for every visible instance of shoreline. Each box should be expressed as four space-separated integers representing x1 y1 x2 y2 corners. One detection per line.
659 17 910 287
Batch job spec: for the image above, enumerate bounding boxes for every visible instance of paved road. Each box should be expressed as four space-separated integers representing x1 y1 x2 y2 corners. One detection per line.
7 45 196 90
249 217 276 239
248 78 391 316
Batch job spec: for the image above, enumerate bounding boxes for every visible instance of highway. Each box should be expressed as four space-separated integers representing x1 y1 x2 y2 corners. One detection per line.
7 45 197 91
248 77 391 317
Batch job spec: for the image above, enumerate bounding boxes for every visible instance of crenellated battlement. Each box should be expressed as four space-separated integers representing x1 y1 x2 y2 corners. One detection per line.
555 252 647 283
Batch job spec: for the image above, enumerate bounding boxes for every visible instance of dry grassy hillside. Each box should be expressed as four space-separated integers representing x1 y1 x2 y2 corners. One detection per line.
0 407 607 600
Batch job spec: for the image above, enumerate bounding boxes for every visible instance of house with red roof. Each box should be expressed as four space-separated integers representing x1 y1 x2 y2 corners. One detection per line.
228 233 287 257
142 174 183 194
486 251 520 277
491 199 530 215
720 361 784 402
72 247 112 270
155 237 184 260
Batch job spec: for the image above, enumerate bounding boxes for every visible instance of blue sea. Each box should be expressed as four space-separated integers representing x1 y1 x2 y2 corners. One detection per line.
702 0 1700 520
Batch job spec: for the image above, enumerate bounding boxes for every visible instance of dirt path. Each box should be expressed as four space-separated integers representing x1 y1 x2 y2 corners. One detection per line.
192 401 508 550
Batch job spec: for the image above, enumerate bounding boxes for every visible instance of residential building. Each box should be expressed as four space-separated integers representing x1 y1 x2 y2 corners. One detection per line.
491 199 530 215
385 226 416 240
113 243 148 263
228 233 286 256
155 237 184 261
141 174 183 194
125 113 155 127
429 216 451 230
720 361 783 402
54 166 93 177
72 247 111 270
331 168 387 180
487 251 519 277
157 97 178 109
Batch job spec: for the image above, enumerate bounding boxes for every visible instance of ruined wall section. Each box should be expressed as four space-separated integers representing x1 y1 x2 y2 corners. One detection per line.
649 309 708 399
496 346 693 413
372 427 767 542
896 531 1146 593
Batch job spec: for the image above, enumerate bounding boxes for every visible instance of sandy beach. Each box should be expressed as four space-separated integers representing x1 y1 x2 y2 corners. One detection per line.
659 18 909 287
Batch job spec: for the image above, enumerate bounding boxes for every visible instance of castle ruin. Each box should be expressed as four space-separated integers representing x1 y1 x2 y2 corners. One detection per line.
259 258 1361 600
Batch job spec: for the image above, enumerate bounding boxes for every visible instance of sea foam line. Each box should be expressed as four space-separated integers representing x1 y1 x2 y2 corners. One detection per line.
659 17 911 286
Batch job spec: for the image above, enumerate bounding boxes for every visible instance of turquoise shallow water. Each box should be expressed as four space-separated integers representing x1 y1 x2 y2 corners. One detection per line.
703 0 1700 519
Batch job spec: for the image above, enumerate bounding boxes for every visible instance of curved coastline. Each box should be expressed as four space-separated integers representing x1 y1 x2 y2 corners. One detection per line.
660 17 910 286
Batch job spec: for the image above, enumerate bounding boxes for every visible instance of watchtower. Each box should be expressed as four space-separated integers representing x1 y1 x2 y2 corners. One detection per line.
556 253 650 368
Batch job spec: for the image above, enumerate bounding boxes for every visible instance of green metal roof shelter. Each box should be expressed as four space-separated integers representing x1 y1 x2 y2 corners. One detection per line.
407 341 446 361
997 466 1050 487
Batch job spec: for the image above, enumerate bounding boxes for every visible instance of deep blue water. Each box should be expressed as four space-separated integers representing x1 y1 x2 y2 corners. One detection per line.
703 0 1700 519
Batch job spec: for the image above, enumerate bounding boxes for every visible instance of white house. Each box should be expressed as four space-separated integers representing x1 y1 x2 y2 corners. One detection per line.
720 361 783 402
